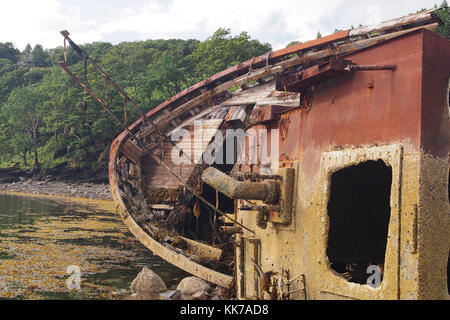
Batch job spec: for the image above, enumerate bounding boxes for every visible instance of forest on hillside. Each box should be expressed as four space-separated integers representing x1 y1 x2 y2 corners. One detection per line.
0 29 271 174
0 3 449 176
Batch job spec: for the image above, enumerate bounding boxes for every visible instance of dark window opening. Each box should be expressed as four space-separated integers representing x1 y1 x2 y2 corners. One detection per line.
196 136 236 244
201 183 235 214
327 160 392 286
209 135 236 213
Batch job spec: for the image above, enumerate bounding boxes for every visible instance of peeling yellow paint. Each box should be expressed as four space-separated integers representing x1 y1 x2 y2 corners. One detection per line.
236 145 449 300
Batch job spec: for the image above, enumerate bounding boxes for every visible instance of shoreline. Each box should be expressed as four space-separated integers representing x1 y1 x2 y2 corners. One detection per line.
0 182 228 300
0 177 112 202
0 190 116 210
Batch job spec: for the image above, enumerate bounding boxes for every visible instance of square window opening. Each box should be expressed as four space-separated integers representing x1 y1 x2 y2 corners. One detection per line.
326 160 392 287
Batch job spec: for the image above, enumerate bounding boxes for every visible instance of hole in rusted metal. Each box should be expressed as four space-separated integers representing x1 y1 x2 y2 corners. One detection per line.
326 160 392 286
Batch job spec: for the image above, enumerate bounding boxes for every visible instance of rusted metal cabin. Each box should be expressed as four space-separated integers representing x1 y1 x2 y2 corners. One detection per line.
231 27 450 300
60 9 449 300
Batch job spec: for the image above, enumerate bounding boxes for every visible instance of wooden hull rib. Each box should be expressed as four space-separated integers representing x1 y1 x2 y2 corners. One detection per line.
109 137 234 287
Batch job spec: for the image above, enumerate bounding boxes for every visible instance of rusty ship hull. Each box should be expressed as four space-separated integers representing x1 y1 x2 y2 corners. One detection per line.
60 9 449 299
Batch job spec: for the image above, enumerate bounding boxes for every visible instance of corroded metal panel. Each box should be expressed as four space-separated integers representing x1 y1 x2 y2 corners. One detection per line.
420 30 450 157
277 30 428 177
275 58 352 92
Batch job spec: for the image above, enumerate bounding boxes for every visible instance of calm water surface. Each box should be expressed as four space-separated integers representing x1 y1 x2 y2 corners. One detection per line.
0 193 186 299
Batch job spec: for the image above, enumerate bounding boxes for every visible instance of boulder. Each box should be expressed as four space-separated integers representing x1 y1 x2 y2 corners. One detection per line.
176 276 211 299
159 289 181 300
192 290 209 300
130 267 167 297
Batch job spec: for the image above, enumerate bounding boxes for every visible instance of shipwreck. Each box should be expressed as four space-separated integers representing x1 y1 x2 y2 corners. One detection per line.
59 9 450 299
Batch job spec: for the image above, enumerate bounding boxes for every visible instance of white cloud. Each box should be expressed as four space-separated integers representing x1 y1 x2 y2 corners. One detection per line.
0 0 444 51
0 0 97 50
95 0 348 49
366 5 382 25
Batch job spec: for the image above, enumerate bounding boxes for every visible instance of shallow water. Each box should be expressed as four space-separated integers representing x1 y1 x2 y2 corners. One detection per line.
0 193 187 299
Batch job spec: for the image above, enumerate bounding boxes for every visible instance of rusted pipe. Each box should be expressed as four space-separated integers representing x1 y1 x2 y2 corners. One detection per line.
345 64 397 71
240 204 281 212
201 167 279 204
220 226 243 234
231 172 282 181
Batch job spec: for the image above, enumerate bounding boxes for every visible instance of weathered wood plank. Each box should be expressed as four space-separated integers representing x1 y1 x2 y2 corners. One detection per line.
349 10 435 37
180 236 223 261
120 139 145 164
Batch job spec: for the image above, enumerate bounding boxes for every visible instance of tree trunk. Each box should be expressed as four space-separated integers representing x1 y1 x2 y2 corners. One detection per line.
34 146 39 168
34 152 39 168
22 150 27 167
31 120 40 169
32 132 39 169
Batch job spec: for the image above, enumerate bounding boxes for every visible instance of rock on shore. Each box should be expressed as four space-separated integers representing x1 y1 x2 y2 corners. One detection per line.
129 267 227 300
0 164 111 200
177 276 212 300
130 267 167 298
0 178 112 200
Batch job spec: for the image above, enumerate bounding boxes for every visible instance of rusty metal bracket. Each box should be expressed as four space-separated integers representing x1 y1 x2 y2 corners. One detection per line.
269 167 295 225
275 58 352 93
276 58 397 94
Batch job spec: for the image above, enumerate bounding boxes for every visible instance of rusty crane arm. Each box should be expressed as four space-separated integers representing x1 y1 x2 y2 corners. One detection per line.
58 31 255 234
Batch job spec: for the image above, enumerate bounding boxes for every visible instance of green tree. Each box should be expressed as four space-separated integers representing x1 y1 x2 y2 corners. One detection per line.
0 42 20 64
147 51 187 99
286 41 301 47
0 65 29 103
2 86 47 168
21 43 33 66
31 44 50 67
23 44 32 56
436 0 450 36
190 28 271 80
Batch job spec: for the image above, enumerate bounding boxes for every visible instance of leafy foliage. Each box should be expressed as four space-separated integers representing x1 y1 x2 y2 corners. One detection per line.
286 41 301 47
436 0 450 36
0 43 20 64
190 28 271 80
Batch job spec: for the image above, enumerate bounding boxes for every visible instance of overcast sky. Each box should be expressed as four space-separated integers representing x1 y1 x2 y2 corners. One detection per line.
0 0 443 51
